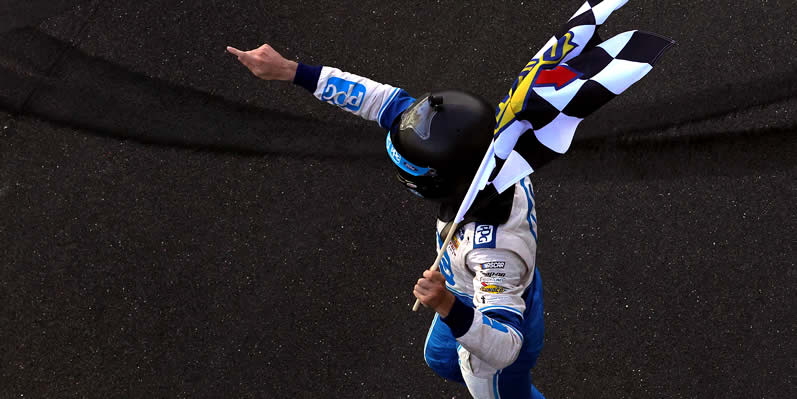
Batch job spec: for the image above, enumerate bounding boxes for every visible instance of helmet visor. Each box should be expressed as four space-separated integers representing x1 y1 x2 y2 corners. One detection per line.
398 93 438 141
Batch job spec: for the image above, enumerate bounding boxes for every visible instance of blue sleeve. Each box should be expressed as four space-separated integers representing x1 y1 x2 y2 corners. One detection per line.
482 309 524 340
377 89 415 130
442 297 475 338
442 299 524 341
441 297 526 369
293 63 322 93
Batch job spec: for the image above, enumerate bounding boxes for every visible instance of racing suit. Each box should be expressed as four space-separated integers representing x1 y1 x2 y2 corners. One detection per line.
293 64 545 399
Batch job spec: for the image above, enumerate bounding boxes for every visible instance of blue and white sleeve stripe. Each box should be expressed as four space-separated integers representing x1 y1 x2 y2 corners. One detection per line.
480 305 524 318
293 64 415 131
378 89 415 129
377 88 399 127
442 305 525 370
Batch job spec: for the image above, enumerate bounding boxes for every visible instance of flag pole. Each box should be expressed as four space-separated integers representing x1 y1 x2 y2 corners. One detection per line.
411 143 496 312
411 222 459 311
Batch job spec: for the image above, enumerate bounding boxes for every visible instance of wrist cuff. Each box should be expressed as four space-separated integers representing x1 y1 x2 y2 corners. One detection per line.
441 297 474 338
293 63 322 93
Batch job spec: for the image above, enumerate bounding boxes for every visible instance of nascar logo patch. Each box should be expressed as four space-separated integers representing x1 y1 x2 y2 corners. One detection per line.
480 261 505 270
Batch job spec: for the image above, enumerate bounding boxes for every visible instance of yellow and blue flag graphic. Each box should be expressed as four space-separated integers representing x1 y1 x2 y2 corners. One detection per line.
454 0 674 223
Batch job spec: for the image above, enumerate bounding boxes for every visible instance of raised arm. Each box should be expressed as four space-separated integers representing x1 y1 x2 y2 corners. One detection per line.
227 44 415 130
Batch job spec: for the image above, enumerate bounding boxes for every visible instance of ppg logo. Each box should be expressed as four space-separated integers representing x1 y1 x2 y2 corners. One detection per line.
390 147 401 164
321 77 366 112
386 136 402 164
475 225 494 246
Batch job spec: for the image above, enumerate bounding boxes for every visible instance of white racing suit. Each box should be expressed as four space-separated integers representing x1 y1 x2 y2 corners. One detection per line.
293 63 545 398
426 186 544 399
286 0 668 395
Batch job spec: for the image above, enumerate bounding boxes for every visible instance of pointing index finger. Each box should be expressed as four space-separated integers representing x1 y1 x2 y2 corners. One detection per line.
226 46 245 56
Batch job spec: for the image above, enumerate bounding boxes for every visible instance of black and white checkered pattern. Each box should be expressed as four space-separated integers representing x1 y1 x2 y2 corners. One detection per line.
489 0 674 193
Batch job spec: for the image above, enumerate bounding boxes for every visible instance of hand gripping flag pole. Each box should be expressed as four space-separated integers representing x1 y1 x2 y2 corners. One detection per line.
412 143 496 311
412 0 674 311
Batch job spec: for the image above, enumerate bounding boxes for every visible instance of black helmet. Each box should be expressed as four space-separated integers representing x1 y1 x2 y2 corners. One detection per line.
386 90 495 201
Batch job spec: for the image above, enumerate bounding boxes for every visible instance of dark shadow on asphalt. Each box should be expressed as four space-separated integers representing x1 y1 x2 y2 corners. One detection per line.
606 78 797 136
0 28 382 160
1 28 795 167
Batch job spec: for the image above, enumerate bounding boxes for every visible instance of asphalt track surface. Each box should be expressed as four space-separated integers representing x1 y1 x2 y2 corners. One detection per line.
1 1 795 398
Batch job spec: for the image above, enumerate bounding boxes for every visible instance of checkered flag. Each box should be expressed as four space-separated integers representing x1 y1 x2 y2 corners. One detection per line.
453 0 674 223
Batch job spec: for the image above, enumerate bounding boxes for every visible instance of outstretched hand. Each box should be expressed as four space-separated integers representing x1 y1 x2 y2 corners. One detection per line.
226 43 298 81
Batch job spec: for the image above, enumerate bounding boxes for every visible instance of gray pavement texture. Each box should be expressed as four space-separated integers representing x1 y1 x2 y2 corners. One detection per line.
1 0 795 398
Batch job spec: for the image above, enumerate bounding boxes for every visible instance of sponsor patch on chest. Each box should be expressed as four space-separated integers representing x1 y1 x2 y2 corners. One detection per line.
478 271 506 284
447 234 460 256
473 224 496 248
480 261 505 270
480 283 507 294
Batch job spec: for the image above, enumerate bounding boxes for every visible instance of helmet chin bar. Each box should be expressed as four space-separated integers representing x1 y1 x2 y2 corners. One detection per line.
395 170 455 201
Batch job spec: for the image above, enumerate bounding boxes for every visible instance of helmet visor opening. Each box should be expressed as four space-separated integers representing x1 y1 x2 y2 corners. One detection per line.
398 93 438 141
